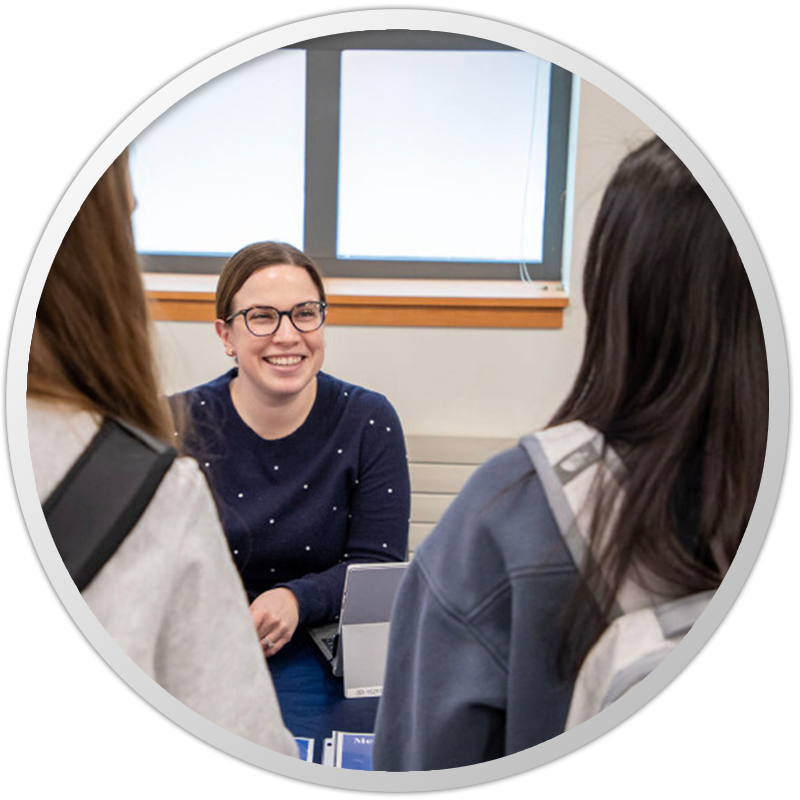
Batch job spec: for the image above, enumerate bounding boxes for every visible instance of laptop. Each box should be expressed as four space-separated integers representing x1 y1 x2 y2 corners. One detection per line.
309 562 408 697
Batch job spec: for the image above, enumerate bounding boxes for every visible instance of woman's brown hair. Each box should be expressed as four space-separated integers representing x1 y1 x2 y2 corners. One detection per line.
215 241 326 321
553 137 768 673
27 150 173 442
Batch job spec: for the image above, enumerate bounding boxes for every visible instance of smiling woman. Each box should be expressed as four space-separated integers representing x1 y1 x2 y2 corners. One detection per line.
171 241 411 660
216 260 327 440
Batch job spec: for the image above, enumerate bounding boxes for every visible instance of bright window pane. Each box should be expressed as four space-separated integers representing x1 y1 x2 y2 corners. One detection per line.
130 50 306 255
338 51 551 263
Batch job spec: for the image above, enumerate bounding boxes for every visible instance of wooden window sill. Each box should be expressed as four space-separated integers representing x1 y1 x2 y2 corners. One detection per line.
144 274 568 329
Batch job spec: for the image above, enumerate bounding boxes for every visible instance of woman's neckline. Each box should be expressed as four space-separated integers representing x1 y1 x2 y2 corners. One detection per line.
225 368 324 442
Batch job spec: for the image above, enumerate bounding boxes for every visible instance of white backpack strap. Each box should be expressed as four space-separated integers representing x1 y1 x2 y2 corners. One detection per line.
565 590 714 728
521 424 713 727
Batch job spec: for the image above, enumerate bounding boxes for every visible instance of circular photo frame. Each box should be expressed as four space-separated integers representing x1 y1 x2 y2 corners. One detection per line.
6 8 789 792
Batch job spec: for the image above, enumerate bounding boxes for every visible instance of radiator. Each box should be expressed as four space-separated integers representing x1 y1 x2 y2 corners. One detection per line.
405 435 516 555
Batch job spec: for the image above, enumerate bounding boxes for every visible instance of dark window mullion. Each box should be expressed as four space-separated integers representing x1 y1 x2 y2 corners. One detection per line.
303 49 341 260
539 66 572 281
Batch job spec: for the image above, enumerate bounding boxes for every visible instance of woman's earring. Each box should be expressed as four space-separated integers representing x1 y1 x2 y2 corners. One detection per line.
227 350 236 357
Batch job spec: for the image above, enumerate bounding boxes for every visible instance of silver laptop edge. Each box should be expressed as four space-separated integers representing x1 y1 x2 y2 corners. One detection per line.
309 562 408 677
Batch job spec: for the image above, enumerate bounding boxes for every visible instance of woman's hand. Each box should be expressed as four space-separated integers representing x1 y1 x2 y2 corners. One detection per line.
249 588 300 657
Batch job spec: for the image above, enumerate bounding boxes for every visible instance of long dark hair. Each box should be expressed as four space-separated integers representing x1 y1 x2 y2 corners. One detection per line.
554 137 768 670
28 150 173 442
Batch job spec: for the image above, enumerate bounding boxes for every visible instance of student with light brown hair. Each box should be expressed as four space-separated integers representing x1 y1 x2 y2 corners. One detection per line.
27 150 297 757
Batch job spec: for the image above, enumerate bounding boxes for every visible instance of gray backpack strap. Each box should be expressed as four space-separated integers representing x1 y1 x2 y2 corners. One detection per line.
519 423 636 618
43 417 176 591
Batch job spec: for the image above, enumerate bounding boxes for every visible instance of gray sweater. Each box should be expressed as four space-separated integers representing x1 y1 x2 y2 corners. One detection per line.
373 445 582 770
28 400 297 757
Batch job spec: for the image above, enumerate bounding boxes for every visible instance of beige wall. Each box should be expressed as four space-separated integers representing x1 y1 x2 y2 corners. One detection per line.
153 80 653 438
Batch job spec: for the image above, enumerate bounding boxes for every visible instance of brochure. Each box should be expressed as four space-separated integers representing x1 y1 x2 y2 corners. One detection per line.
294 737 314 763
333 731 374 771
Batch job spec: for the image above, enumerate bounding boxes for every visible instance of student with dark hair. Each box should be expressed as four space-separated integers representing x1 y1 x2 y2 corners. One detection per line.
174 242 411 658
372 137 768 770
27 152 297 757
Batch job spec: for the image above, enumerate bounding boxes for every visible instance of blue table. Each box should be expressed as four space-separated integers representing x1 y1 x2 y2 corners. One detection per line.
267 629 380 765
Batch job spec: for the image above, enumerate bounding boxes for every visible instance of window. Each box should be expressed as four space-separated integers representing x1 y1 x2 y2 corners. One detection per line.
133 31 573 284
337 50 550 265
131 50 307 263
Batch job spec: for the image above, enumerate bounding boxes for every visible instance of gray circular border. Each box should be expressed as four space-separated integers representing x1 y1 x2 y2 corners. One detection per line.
5 7 789 793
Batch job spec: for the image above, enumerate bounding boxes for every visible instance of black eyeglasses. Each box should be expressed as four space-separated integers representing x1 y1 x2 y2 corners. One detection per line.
225 301 328 337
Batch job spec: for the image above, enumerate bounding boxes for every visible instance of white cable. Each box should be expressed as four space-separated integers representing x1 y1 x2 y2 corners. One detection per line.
519 55 541 283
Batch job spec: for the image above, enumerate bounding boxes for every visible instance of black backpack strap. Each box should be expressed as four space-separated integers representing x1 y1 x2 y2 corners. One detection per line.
43 417 177 591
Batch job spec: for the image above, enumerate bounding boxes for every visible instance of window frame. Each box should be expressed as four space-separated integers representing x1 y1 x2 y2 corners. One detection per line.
141 30 574 284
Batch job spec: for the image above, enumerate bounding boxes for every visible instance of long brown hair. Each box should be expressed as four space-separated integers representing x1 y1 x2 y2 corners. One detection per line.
27 150 173 442
554 138 768 669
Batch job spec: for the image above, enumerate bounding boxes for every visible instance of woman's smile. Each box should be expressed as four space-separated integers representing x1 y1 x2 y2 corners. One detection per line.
219 264 326 407
264 354 306 368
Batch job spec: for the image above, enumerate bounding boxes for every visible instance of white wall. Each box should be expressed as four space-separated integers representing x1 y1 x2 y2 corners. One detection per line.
153 80 653 438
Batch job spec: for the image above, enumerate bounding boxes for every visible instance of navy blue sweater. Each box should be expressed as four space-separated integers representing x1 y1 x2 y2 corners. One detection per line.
174 369 411 626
